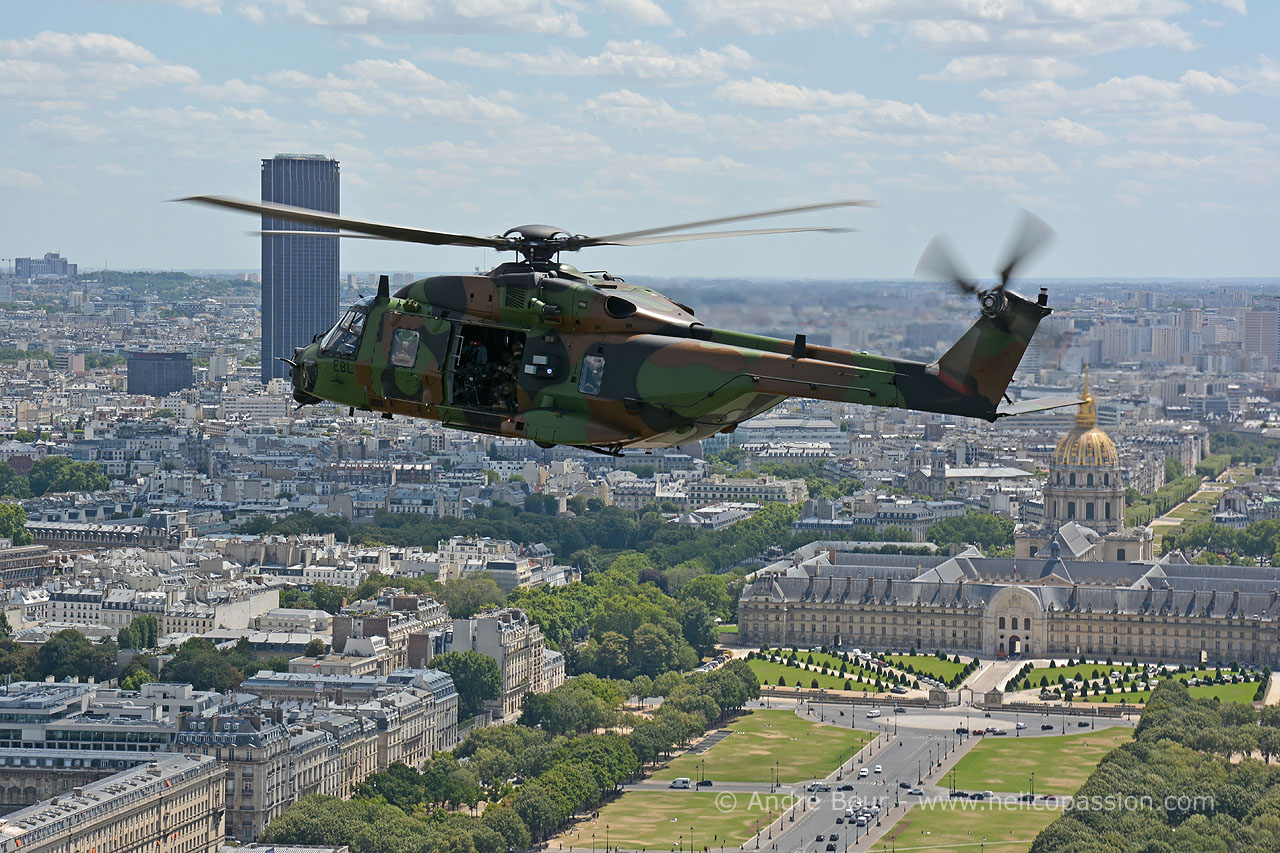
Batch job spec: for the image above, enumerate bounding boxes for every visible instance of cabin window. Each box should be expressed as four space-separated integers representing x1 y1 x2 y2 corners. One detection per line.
579 355 605 396
390 329 419 368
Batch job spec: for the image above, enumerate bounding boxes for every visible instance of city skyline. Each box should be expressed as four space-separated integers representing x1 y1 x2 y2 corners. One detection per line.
0 1 1276 281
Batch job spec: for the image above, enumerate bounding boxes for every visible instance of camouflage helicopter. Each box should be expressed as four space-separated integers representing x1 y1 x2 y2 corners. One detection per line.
181 195 1078 453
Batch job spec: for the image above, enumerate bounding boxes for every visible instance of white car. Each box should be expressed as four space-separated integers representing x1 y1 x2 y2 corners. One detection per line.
1015 722 1028 730
859 767 869 778
874 765 882 774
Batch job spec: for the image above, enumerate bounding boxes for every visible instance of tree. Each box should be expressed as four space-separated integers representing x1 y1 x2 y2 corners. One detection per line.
442 575 505 619
159 638 242 692
0 465 30 500
0 611 8 638
0 503 31 545
431 651 502 719
304 638 328 657
36 629 109 681
926 511 1016 550
28 456 109 497
680 574 732 620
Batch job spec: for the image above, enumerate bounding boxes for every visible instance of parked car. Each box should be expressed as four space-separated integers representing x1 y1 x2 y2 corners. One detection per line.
696 779 713 787
894 706 906 713
1078 721 1091 727
1016 722 1028 730
891 686 908 694
949 790 968 798
972 728 986 735
669 777 691 789
955 726 969 734
1041 724 1055 730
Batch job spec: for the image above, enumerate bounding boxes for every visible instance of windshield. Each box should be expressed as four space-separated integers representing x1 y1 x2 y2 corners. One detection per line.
320 308 367 358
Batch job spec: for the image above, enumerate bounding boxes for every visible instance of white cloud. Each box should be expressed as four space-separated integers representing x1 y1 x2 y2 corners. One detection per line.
1113 177 1159 206
193 78 270 102
1021 117 1112 146
1095 149 1217 174
981 70 1237 115
1204 0 1247 13
1125 112 1267 145
0 167 44 189
941 144 1061 175
715 78 868 110
1179 69 1238 94
420 40 753 84
19 114 115 144
0 31 200 104
1225 54 1280 95
99 163 145 177
922 56 1084 83
246 0 585 37
686 1 1196 55
583 90 704 132
601 0 672 26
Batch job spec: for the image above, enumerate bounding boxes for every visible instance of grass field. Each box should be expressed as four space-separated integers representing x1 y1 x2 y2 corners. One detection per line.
718 624 739 634
883 653 969 683
750 659 893 692
947 728 1131 795
553 790 782 851
871 803 1063 853
1078 679 1260 704
653 709 874 784
1019 661 1146 686
759 648 892 682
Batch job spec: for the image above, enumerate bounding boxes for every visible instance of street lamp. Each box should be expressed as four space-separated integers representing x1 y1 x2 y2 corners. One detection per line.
592 832 596 853
606 824 610 852
1030 772 1035 798
917 759 922 784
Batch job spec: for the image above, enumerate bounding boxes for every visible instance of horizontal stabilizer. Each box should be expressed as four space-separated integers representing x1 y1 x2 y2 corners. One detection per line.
996 394 1085 418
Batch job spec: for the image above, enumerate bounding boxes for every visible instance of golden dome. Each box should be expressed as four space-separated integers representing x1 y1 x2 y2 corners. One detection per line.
1051 369 1119 467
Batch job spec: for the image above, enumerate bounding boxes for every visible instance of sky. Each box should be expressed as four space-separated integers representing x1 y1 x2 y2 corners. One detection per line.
2 0 1277 281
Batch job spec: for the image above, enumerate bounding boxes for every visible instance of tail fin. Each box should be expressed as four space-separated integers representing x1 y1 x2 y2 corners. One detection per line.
896 288 1051 421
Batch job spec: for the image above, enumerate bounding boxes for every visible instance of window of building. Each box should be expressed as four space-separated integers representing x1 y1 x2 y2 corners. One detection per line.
1070 473 1076 486
1068 501 1076 519
1086 502 1095 520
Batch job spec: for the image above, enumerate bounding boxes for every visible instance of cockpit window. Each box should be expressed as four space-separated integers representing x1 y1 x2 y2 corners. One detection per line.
320 309 367 358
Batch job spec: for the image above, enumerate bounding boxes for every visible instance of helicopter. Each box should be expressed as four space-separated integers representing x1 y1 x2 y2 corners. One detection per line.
180 195 1080 454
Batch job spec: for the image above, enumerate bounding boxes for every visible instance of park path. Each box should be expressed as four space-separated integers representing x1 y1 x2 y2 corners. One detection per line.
1265 672 1280 706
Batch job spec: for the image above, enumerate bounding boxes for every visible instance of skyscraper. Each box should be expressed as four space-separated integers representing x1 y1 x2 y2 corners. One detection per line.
260 154 340 383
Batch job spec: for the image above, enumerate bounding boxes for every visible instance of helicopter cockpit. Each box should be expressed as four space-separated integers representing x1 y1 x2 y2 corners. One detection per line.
319 298 374 358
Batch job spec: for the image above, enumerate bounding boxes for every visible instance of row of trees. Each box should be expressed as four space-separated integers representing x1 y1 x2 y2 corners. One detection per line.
1164 518 1280 563
262 662 760 851
1032 681 1280 851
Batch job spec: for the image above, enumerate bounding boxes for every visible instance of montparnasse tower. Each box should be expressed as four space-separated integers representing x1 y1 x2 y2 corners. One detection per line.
1042 369 1125 533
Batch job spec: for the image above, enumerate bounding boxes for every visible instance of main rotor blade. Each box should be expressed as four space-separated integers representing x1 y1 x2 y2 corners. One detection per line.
598 226 855 247
916 234 980 295
177 195 508 250
997 210 1054 289
253 230 392 240
581 199 874 245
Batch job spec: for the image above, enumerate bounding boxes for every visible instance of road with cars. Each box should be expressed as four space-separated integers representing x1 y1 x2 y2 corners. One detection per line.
615 697 1135 853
